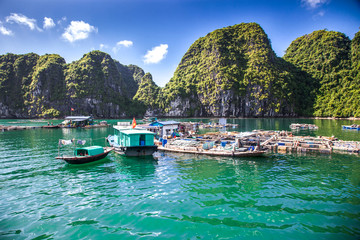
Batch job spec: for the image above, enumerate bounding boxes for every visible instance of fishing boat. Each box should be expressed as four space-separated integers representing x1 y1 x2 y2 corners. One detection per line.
158 139 265 157
42 125 60 129
342 124 360 130
290 123 318 130
107 118 157 157
56 145 114 164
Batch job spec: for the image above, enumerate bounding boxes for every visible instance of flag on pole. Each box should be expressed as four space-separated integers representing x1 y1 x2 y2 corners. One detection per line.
132 117 136 128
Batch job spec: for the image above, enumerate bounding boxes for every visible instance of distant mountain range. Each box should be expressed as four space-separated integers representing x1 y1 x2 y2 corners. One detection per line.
1 22 359 118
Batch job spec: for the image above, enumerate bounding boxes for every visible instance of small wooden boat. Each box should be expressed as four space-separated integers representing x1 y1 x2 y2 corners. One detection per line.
42 125 60 128
56 146 114 164
342 125 360 130
290 123 318 130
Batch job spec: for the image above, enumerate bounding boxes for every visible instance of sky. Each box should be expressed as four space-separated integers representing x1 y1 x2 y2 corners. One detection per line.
0 0 359 87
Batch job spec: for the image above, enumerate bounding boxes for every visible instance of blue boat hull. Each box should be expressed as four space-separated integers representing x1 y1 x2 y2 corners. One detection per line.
342 125 360 130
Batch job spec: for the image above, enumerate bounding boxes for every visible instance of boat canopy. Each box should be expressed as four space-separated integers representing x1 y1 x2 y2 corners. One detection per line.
65 116 92 122
75 146 104 156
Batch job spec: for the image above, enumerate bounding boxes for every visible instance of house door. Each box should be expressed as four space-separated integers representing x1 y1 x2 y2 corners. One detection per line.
140 134 146 146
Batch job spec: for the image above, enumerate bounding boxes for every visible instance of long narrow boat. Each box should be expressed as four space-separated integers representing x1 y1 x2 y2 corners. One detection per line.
342 125 360 130
42 125 60 129
56 146 114 164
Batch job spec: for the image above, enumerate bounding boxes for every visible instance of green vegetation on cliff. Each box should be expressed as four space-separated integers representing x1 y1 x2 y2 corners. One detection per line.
284 29 359 117
115 62 145 98
28 54 66 118
160 23 314 117
134 73 161 109
65 51 125 100
0 53 39 116
1 25 359 118
64 51 146 117
0 51 146 118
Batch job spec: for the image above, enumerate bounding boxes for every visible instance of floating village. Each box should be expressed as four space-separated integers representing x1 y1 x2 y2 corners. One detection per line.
1 116 360 164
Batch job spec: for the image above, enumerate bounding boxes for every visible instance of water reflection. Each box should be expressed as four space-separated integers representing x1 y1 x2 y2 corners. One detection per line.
112 154 157 179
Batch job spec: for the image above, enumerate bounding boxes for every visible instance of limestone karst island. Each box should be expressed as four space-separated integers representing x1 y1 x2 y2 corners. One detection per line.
1 23 359 119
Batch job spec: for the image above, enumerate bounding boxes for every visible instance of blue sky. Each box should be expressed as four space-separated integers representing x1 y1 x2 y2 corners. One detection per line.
0 0 359 87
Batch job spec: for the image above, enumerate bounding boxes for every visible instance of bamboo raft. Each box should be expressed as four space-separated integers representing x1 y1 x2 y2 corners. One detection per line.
157 139 265 157
1 125 42 131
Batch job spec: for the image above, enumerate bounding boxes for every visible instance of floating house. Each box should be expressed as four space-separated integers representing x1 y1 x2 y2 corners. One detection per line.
61 116 94 128
109 126 158 156
149 121 180 138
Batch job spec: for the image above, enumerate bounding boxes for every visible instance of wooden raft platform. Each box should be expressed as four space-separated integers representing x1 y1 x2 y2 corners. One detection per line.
158 145 265 157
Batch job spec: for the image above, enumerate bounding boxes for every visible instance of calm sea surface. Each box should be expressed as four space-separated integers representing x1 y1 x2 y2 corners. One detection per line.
1 118 360 239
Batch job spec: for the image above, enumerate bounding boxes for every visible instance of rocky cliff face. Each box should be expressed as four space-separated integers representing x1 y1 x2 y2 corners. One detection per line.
65 51 129 118
116 63 145 98
159 23 313 117
0 51 147 118
0 53 39 118
1 24 359 119
26 54 67 118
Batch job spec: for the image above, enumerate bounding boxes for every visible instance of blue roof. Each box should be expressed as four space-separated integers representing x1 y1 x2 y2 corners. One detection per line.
150 121 180 126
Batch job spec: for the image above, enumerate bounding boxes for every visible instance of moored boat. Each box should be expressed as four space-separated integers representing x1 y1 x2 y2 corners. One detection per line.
290 123 318 130
42 125 60 128
342 125 360 130
56 146 114 164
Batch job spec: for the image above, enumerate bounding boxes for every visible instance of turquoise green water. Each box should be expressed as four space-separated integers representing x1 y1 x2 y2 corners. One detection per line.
1 118 360 239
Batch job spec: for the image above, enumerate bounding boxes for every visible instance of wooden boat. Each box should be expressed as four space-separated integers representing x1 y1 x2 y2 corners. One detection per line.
108 125 158 157
290 123 318 130
56 146 114 164
158 139 265 157
342 125 360 130
42 125 60 128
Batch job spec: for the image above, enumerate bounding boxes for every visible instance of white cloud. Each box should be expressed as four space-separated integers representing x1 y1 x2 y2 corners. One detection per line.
6 13 42 31
116 40 133 47
57 17 67 25
143 44 168 64
43 17 55 29
0 21 13 36
62 20 98 43
100 44 108 50
317 10 325 17
302 0 328 9
112 40 133 53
